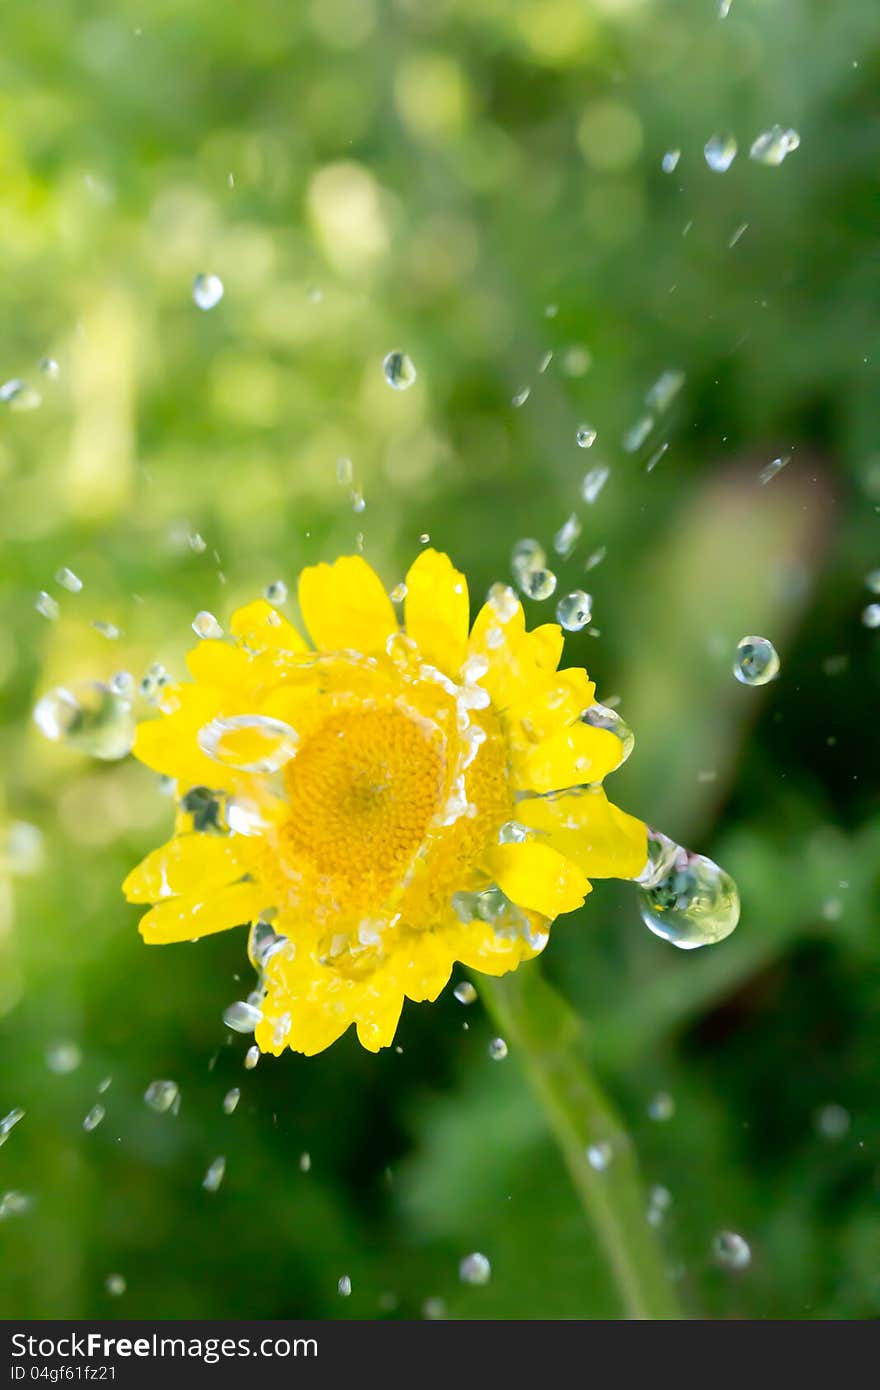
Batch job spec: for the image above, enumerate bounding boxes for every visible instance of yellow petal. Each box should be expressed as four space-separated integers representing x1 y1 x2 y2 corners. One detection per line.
504 668 596 749
518 788 647 881
451 912 549 977
486 841 590 917
404 549 470 676
137 881 266 944
355 987 405 1053
229 600 308 656
185 641 261 692
521 623 564 673
512 721 624 793
298 556 397 654
123 834 245 903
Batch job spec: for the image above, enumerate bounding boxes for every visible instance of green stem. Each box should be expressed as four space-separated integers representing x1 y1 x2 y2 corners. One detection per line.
478 968 683 1320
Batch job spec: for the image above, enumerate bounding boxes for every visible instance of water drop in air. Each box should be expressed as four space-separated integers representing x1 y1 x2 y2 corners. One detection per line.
105 1274 126 1297
55 568 82 594
576 425 597 448
459 1252 491 1286
662 150 681 173
192 611 224 640
733 635 780 686
222 1088 241 1115
264 580 288 604
383 350 417 391
453 981 477 1005
192 274 224 310
144 1080 180 1113
635 830 740 949
33 682 135 760
35 592 59 621
582 703 635 762
202 1156 226 1193
488 1037 508 1061
556 590 592 632
713 1230 751 1270
647 1091 676 1122
586 1141 613 1171
861 604 880 629
46 1042 82 1075
749 126 800 166
83 1104 105 1132
223 1001 264 1034
704 133 738 172
244 1045 260 1070
581 465 610 504
553 513 581 558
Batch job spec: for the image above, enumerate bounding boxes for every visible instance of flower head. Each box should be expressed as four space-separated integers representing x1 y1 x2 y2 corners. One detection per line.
123 551 645 1055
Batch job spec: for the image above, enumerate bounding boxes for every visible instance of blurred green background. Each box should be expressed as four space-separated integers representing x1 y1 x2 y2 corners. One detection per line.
1 0 879 1320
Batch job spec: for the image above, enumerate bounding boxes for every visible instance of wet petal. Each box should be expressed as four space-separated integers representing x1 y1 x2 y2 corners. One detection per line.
229 600 308 656
137 881 266 944
298 556 397 654
487 841 590 916
405 549 469 676
123 834 245 903
518 787 647 880
511 721 624 793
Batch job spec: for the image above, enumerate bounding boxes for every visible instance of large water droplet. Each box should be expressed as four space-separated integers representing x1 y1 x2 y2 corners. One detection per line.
33 682 135 760
576 424 597 448
55 567 83 594
192 273 224 310
144 1080 179 1113
518 566 557 601
749 125 800 166
454 981 477 1005
264 580 288 605
459 1252 491 1285
488 1037 508 1061
383 350 417 390
636 830 740 949
556 590 593 632
733 635 780 686
198 714 298 773
244 1045 260 1070
704 132 738 172
337 1275 352 1297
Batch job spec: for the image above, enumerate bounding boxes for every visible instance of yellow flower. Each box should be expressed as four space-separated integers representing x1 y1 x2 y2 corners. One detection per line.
123 550 646 1056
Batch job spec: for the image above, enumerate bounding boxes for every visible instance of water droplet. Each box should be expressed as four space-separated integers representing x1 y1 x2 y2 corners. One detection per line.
110 671 135 699
647 1184 672 1226
662 149 680 173
39 356 60 378
192 611 224 640
487 582 519 624
423 1296 447 1319
538 350 553 374
2 822 43 877
0 1191 34 1220
759 455 790 485
645 369 685 413
647 1091 676 1122
488 1037 508 1061
576 424 597 448
863 569 880 594
497 819 531 844
1 379 41 411
584 546 606 572
389 581 407 603
33 682 135 760
299 1151 311 1172
511 386 531 408
222 1087 241 1115
264 580 288 605
556 590 593 632
192 273 224 310
105 1274 126 1296
749 125 800 166
519 566 557 601
459 1252 491 1285
202 1156 226 1192
581 703 635 763
453 981 477 1005
337 1275 352 1297
586 1141 613 1171
704 132 738 172
733 635 780 686
92 620 120 640
35 591 59 620
144 1080 179 1113
623 416 654 453
581 464 610 503
244 1044 260 1070
0 1108 25 1147
719 0 733 15
814 1103 850 1140
553 513 581 559
383 350 417 391
83 1104 105 1132
636 830 740 949
188 531 207 554
861 603 880 629
561 345 592 377
223 1000 264 1034
46 1042 82 1075
55 567 83 594
198 714 298 773
512 537 545 575
713 1230 751 1270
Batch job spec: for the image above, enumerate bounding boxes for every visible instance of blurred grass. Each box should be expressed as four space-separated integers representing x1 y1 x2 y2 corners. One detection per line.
1 0 879 1320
